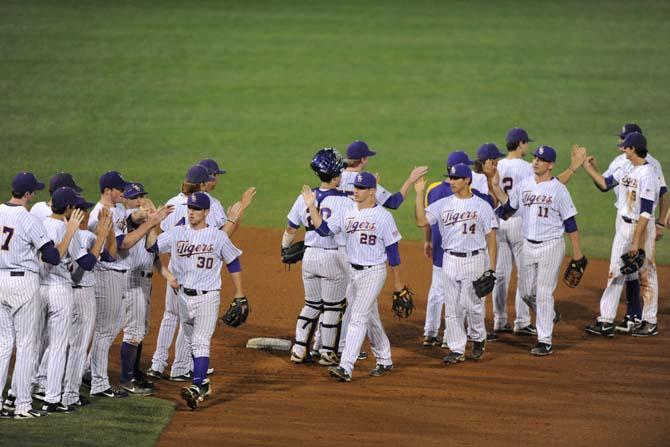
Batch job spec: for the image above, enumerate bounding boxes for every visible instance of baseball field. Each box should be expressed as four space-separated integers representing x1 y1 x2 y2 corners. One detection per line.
1 1 669 446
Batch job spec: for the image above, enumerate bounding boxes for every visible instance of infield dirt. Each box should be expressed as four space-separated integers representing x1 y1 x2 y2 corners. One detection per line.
117 227 669 447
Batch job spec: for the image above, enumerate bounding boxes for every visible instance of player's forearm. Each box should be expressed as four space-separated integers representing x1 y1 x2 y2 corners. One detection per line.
488 180 508 206
120 221 155 250
390 265 403 291
307 203 322 227
657 193 669 225
422 225 431 242
230 271 244 298
486 231 497 271
568 230 583 259
631 217 649 250
56 229 77 258
583 165 607 190
414 191 428 227
282 227 297 249
90 234 107 258
556 168 576 185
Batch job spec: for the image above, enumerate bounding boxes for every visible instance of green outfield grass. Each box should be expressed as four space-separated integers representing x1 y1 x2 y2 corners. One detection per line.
1 0 668 266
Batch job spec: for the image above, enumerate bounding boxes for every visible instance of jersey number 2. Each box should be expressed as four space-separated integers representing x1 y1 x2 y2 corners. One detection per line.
1 226 14 250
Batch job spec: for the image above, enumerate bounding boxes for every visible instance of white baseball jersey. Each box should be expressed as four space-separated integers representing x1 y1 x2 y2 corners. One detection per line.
39 217 87 285
287 189 351 248
71 230 97 287
471 172 489 195
157 226 241 290
30 201 52 220
604 153 665 206
510 177 577 241
88 202 129 271
326 204 401 266
497 158 534 216
161 192 228 231
339 170 393 205
611 163 659 220
0 203 52 273
118 208 155 272
425 194 497 252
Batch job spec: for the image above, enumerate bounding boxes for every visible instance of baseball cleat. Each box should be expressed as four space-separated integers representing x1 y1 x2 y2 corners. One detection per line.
145 369 164 380
553 309 562 324
440 341 449 349
310 349 321 358
422 336 439 347
631 321 659 337
369 364 393 377
81 374 92 388
615 316 641 334
207 367 215 375
514 324 537 336
42 402 76 413
13 409 48 419
328 366 352 382
443 351 465 365
584 321 615 337
181 385 201 410
0 408 14 418
91 387 129 398
318 351 340 366
31 390 46 401
169 372 193 382
121 380 153 396
71 396 90 407
494 323 513 333
530 343 553 356
486 333 498 342
471 339 487 361
4 394 16 411
357 351 368 361
132 375 154 389
290 351 313 364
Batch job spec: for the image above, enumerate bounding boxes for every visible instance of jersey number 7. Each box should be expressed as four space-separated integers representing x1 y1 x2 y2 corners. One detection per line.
1 226 14 250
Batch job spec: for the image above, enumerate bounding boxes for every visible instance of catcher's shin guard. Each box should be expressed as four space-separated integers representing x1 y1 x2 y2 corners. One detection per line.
293 299 323 357
320 298 346 353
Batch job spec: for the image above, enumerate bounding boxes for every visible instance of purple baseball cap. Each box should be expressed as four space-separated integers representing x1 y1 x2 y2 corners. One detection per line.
198 158 226 175
446 150 474 169
447 163 473 180
99 171 129 192
353 172 377 189
52 187 80 208
49 172 82 194
74 194 95 210
12 172 45 194
123 182 147 199
476 143 504 161
618 123 643 138
185 165 215 184
532 146 557 163
187 192 210 210
506 127 534 144
347 141 376 159
618 132 647 151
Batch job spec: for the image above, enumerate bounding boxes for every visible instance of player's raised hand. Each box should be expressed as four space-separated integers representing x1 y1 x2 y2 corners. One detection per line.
66 209 85 233
141 197 157 212
227 201 243 221
584 155 596 169
148 205 174 225
414 176 426 193
373 172 381 184
240 187 257 210
301 185 316 207
483 159 497 178
408 166 429 183
571 144 587 170
96 211 113 238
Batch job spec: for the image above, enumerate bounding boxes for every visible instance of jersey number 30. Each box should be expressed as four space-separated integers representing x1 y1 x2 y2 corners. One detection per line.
1 226 14 251
196 257 214 269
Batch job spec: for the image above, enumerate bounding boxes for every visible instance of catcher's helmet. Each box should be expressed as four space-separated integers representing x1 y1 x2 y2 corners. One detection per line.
310 148 345 177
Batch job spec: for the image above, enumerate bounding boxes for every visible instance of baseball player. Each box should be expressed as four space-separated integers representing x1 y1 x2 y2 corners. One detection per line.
150 192 244 409
87 171 171 398
582 132 661 336
415 164 498 364
284 148 350 366
304 172 407 382
32 188 99 413
1 172 61 419
486 146 584 356
30 172 84 221
422 151 494 347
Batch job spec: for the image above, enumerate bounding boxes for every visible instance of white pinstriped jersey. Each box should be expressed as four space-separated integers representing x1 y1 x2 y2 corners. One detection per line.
39 217 87 285
603 153 665 206
497 158 534 218
30 201 52 220
88 202 129 271
339 170 393 205
161 192 228 231
425 194 497 252
118 208 155 272
287 189 351 248
326 204 401 265
71 230 96 287
0 203 52 273
471 172 489 195
510 177 577 241
157 226 241 290
611 163 659 220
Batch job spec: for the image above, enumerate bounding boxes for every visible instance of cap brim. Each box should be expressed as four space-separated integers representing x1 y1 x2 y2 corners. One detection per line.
73 185 83 193
35 182 46 191
353 184 373 189
527 138 534 142
216 169 226 175
533 154 553 162
74 198 95 210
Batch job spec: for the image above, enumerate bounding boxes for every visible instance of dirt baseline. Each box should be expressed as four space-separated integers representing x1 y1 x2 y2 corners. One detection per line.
130 227 669 447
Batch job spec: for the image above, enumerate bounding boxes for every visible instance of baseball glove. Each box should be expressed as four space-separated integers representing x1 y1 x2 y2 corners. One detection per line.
221 297 250 327
563 256 588 288
392 286 415 318
472 270 496 298
620 249 645 275
281 241 306 265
